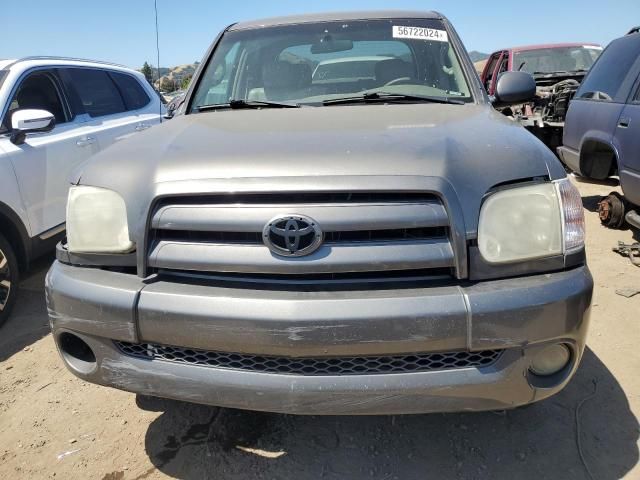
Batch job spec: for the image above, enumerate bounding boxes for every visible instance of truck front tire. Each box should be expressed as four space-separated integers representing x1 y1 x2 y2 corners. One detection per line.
0 233 19 328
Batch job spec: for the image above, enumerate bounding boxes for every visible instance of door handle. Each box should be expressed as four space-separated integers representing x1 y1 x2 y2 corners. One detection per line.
618 117 631 128
135 123 151 132
76 136 96 147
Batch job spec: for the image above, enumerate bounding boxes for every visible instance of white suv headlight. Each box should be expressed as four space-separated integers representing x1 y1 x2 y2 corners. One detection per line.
478 178 584 264
66 186 135 253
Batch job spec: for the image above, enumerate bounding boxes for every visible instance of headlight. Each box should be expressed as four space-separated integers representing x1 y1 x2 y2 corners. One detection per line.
66 186 134 253
478 178 584 263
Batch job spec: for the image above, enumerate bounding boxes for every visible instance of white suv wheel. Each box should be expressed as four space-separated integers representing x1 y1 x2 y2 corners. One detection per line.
0 234 19 326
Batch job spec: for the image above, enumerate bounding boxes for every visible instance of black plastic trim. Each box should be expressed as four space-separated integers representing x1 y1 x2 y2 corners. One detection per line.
469 246 586 281
56 242 137 268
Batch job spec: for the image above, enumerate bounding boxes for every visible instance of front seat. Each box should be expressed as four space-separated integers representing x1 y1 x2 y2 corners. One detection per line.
263 61 312 101
375 59 413 86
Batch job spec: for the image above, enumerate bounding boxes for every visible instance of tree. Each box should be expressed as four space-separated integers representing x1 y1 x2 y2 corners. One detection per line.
181 74 193 90
141 62 154 85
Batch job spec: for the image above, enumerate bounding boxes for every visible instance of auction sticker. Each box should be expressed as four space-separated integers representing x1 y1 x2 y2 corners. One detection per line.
393 25 448 42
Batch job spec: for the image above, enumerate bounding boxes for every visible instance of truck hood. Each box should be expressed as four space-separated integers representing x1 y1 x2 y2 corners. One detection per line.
76 103 565 236
533 71 586 87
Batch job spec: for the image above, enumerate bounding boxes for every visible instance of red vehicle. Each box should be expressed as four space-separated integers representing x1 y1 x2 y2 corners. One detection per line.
481 43 602 150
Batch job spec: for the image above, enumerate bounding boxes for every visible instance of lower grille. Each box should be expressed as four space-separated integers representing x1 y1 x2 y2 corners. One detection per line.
115 342 502 376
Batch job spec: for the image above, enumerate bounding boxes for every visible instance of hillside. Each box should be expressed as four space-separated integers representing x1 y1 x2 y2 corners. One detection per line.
149 62 199 91
468 50 489 62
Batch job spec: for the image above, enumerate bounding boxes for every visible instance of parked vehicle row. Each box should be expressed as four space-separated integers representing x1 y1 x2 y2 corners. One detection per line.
0 57 163 325
45 11 593 415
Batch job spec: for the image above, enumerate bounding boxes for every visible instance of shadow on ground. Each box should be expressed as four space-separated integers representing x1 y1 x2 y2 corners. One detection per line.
142 348 638 479
0 253 54 362
573 175 620 188
576 173 620 213
582 195 602 213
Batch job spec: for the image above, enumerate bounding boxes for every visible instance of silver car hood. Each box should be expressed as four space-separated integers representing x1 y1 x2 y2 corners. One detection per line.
75 103 564 236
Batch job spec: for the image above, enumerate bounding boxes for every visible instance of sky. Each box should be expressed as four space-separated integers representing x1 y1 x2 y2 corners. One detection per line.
2 0 639 69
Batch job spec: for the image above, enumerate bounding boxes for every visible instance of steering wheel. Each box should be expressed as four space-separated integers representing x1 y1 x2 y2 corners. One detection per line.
384 77 412 86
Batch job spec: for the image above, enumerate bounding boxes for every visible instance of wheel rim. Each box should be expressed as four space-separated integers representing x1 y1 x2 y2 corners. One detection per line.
0 248 11 312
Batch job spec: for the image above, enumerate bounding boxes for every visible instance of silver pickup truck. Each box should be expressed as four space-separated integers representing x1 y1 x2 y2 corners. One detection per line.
46 11 593 415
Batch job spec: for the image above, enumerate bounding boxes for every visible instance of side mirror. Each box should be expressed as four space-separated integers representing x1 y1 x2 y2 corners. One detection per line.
163 97 185 120
163 105 176 120
10 109 55 145
492 71 536 107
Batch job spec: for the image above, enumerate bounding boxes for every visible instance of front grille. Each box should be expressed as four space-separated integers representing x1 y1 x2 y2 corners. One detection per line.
115 341 502 376
145 191 460 284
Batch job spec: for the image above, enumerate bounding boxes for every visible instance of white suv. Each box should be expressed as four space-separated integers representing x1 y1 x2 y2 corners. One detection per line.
0 57 163 324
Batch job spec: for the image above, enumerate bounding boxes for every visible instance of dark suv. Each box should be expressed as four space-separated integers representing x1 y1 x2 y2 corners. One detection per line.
46 11 592 415
558 30 640 228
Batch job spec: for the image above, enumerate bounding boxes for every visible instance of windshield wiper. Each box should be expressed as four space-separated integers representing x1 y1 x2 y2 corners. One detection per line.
322 92 465 106
198 99 300 111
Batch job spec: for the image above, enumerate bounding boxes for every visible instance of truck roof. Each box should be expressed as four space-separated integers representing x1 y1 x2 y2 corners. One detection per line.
508 43 602 53
230 10 443 31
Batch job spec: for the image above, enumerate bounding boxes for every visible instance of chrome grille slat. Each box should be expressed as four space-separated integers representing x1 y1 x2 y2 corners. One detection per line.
116 341 503 376
148 238 454 274
152 201 448 232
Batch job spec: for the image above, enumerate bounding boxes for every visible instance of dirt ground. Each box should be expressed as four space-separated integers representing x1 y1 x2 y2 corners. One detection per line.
1 176 639 480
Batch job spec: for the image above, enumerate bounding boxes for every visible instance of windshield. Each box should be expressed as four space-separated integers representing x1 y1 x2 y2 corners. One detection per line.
190 18 472 111
514 46 602 75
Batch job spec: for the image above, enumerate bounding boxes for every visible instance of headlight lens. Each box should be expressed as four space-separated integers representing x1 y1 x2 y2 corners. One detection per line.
66 186 134 253
478 178 584 264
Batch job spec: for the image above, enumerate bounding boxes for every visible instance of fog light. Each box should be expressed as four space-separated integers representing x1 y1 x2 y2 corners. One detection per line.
57 332 97 375
529 344 570 376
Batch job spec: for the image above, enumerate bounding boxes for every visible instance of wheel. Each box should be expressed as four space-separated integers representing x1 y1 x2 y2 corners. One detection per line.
0 233 19 328
597 192 626 229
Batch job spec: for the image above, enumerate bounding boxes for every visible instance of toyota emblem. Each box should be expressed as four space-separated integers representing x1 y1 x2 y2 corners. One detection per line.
263 215 323 257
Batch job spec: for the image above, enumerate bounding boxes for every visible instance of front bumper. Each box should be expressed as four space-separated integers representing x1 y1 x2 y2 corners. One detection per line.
46 261 593 415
